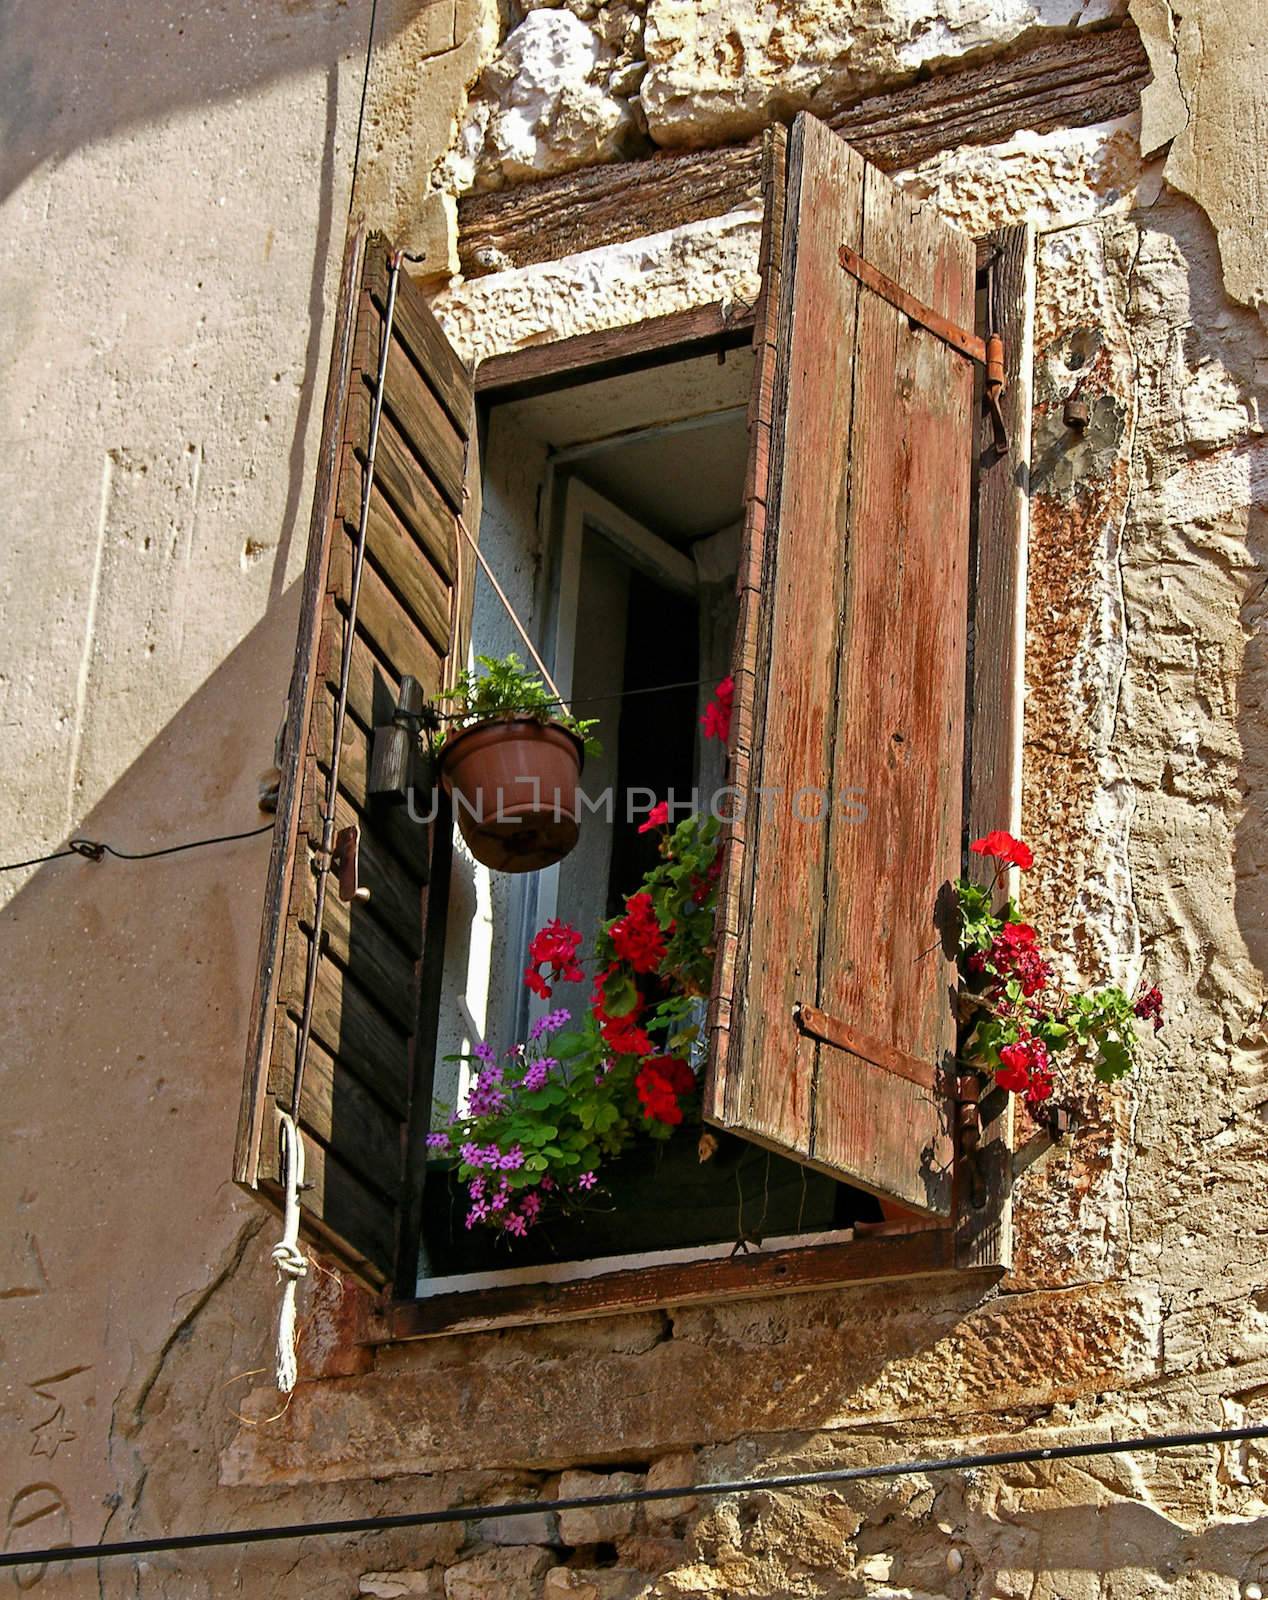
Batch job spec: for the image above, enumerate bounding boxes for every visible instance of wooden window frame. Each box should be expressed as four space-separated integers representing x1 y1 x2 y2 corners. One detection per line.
368 220 1031 1342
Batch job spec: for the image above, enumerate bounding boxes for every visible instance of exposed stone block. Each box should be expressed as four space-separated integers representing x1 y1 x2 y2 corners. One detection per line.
640 0 1129 148
361 1574 444 1599
643 1451 697 1524
444 1545 556 1600
557 1470 642 1544
542 1568 650 1600
480 1507 560 1546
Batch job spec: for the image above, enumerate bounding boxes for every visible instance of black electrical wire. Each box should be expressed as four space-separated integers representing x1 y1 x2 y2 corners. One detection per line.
433 674 721 724
0 822 275 875
348 0 381 218
5 1421 1267 1571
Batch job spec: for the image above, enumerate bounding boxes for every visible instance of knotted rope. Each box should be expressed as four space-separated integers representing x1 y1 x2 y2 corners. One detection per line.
271 1112 308 1393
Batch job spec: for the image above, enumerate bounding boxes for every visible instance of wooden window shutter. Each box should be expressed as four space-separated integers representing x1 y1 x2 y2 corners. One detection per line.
234 228 479 1289
706 114 978 1216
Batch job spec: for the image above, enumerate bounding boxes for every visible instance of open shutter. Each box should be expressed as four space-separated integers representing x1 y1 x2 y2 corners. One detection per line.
235 228 478 1288
706 114 976 1216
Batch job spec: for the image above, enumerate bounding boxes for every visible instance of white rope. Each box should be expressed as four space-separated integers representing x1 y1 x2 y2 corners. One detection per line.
271 1112 308 1393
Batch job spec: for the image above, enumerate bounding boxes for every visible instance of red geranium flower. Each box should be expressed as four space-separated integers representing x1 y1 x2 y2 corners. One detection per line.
969 830 1034 870
610 893 667 975
638 800 671 835
1134 985 1164 1033
701 676 735 744
994 1034 1050 1099
523 918 585 997
995 1041 1033 1095
600 1013 656 1058
635 1055 696 1124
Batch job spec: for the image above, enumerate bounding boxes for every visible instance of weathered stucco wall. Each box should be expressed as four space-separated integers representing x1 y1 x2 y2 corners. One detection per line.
3 2 1268 1597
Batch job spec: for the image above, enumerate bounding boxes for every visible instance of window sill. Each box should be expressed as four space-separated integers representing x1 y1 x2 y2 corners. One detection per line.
369 1225 983 1342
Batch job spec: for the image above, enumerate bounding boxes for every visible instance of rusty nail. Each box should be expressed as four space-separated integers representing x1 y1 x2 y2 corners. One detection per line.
1064 394 1090 429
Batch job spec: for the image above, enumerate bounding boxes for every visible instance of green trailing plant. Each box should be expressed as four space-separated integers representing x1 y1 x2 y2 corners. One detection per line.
437 653 600 756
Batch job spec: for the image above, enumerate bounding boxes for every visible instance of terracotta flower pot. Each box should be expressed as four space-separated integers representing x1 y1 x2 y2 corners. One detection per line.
439 716 585 873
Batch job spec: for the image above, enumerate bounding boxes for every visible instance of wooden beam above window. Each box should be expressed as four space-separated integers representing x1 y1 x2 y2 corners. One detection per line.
457 24 1150 280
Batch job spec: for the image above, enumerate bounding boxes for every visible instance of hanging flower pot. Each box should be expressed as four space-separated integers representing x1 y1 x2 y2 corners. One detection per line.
436 653 600 874
439 715 586 873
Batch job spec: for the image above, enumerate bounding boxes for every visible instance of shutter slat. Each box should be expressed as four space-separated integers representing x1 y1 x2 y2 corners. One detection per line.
277 1024 405 1200
237 230 478 1288
295 861 419 1031
278 940 411 1117
365 252 472 441
346 415 459 585
348 350 467 516
331 533 451 670
341 489 453 658
706 116 973 1216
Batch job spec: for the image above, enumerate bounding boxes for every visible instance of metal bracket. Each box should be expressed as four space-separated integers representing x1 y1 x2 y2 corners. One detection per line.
837 243 1009 454
369 674 424 800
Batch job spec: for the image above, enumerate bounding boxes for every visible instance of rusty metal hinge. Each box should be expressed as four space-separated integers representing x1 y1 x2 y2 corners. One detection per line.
836 243 1009 455
794 1002 937 1092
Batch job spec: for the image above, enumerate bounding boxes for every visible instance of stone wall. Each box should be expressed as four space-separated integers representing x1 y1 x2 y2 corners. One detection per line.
2 1 1267 1597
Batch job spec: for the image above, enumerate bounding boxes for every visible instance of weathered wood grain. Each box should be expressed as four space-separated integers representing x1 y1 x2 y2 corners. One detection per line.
380 1225 960 1338
705 115 971 1217
707 127 786 1115
365 250 474 439
259 1123 397 1287
457 26 1149 277
313 694 431 880
474 300 756 396
956 222 1032 1273
274 1023 404 1200
810 147 970 1214
238 231 475 1290
295 860 419 1032
236 225 367 1192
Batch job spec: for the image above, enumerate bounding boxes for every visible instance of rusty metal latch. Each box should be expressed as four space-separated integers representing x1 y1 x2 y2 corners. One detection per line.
330 824 371 905
837 243 1009 455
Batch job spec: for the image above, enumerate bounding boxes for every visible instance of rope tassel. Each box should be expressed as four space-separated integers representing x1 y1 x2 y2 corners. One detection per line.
272 1112 308 1394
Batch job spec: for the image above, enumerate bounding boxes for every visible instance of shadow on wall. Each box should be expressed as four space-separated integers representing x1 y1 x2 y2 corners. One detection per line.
0 584 302 1349
0 0 410 206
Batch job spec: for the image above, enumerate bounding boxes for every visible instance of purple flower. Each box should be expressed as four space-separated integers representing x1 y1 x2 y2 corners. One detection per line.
473 1039 497 1065
468 1178 486 1201
491 1191 508 1211
465 1067 507 1118
521 1192 542 1218
459 1141 482 1166
425 1131 451 1151
577 1171 597 1190
499 1146 525 1172
505 1213 528 1237
522 1061 548 1092
529 1007 572 1042
465 1201 490 1228
541 1176 555 1192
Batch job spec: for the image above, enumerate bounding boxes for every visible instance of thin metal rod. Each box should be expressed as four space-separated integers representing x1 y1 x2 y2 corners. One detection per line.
5 1421 1267 1570
289 251 402 1125
454 515 569 714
